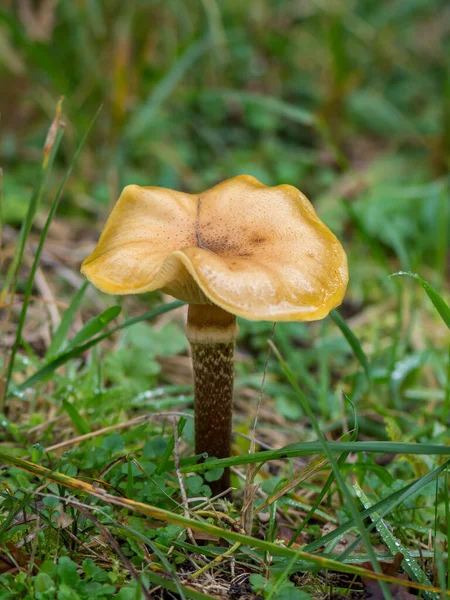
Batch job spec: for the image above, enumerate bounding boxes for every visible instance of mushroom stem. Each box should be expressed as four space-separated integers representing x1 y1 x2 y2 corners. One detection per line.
186 304 239 495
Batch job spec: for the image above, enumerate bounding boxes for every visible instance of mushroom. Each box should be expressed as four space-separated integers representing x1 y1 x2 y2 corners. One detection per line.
81 175 348 495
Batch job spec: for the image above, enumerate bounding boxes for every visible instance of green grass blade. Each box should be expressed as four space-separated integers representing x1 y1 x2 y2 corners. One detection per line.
209 89 316 126
65 305 121 350
125 37 209 140
330 310 371 381
1 127 64 406
338 465 448 562
10 300 185 397
434 545 447 598
304 458 450 554
354 483 438 599
62 398 91 435
289 416 359 547
146 571 216 600
391 272 450 329
46 281 89 359
4 105 101 398
179 441 450 473
1 102 65 300
0 451 446 597
269 342 389 595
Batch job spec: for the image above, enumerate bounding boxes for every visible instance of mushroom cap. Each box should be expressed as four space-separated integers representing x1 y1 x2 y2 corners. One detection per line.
81 175 348 321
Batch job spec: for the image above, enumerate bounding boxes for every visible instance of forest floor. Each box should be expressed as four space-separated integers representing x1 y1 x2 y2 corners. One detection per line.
0 2 449 599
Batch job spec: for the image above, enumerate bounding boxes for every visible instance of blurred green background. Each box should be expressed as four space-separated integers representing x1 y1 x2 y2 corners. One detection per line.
1 0 449 313
1 1 449 232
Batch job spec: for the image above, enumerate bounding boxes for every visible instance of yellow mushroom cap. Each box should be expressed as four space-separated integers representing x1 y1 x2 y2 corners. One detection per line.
81 175 348 322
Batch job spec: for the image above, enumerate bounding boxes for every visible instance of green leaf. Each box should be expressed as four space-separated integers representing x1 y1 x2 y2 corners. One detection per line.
40 559 57 578
391 272 450 329
104 346 160 393
34 573 55 594
204 465 224 482
143 437 168 459
43 496 59 508
115 587 138 600
250 574 267 592
154 524 185 546
185 475 204 495
57 557 80 586
56 584 82 600
123 322 187 356
101 433 125 453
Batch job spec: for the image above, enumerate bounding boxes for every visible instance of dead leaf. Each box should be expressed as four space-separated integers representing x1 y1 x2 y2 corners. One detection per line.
364 580 416 599
359 553 416 599
0 543 39 574
56 505 74 529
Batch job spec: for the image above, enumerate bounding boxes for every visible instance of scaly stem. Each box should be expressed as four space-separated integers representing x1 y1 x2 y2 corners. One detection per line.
186 304 238 495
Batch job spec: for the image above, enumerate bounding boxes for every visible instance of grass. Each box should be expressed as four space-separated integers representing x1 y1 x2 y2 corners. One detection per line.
0 1 449 598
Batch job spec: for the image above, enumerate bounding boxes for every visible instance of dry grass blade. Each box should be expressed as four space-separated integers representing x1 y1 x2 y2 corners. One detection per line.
43 412 192 454
0 101 65 408
254 455 329 514
0 451 448 597
191 541 241 579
